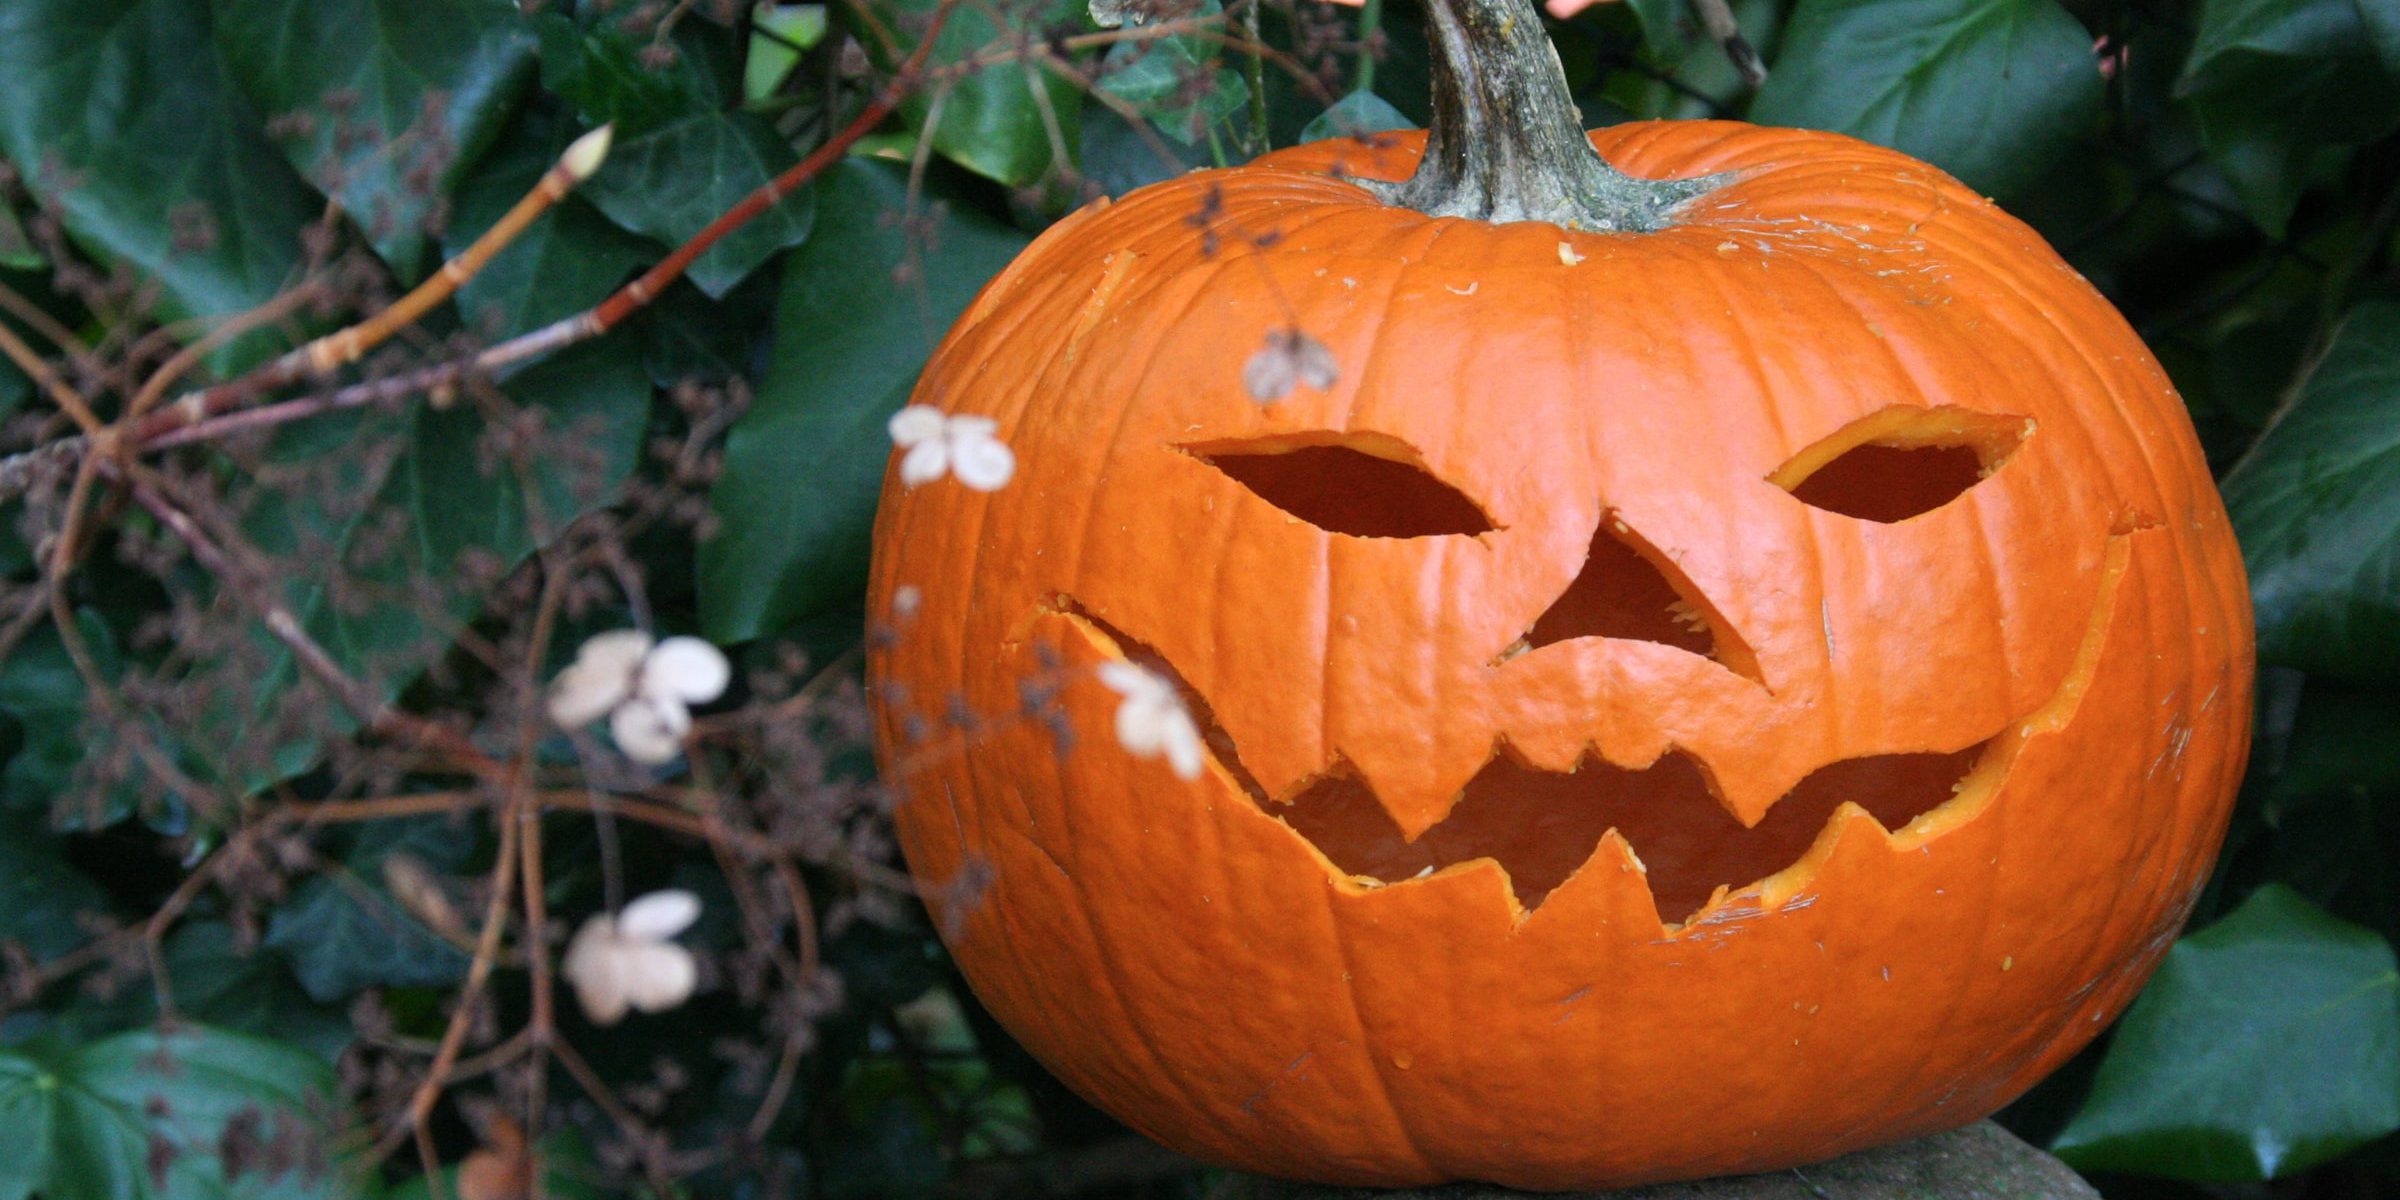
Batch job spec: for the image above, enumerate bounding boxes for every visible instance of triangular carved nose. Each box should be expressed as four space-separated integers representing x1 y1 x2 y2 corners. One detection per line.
1498 511 1759 680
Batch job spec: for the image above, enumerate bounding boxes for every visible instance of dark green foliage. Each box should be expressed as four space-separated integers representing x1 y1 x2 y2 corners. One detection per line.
699 159 1031 641
2054 886 2400 1180
213 0 538 278
582 111 816 296
2175 0 2400 237
0 0 2393 1195
263 817 478 1003
0 812 108 962
0 1025 349 1200
0 615 121 823
2224 302 2400 682
1751 0 2103 199
0 0 316 370
876 0 1093 188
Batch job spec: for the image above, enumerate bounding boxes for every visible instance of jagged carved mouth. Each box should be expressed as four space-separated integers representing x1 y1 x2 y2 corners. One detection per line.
1054 602 1998 926
1044 527 2134 928
1274 744 1985 923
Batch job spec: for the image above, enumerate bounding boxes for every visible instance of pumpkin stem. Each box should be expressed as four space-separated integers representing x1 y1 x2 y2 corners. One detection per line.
1359 0 1719 232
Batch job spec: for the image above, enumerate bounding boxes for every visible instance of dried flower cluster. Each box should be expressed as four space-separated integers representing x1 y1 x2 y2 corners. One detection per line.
888 404 1018 490
562 889 704 1025
548 631 732 764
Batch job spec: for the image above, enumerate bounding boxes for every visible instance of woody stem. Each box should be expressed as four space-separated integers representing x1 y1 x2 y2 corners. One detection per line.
1359 0 1720 232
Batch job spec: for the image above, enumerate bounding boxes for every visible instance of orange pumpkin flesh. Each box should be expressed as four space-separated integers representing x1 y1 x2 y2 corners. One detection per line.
867 30 2252 1188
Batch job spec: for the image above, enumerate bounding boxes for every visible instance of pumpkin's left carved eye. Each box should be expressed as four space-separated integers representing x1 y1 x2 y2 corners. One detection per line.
1184 435 1497 538
1770 406 2033 523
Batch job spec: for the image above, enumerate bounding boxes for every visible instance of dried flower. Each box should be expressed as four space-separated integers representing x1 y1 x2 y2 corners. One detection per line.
1097 661 1204 780
548 632 731 764
562 890 703 1026
888 405 1016 490
1241 327 1338 403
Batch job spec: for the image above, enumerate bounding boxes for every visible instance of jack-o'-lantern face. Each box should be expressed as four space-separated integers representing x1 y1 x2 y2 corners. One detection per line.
1087 401 2040 926
868 123 2253 1191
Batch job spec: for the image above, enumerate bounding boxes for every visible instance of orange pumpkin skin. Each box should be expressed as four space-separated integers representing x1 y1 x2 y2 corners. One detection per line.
866 121 2253 1189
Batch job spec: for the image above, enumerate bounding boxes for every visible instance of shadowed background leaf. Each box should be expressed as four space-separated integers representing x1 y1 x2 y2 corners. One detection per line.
2053 886 2400 1180
212 0 538 280
0 1025 349 1200
2223 301 2400 682
0 0 2395 1194
0 0 317 370
1750 0 2103 200
700 158 1030 642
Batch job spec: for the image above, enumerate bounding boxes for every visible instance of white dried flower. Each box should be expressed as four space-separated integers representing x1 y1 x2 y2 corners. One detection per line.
562 890 702 1026
888 405 1016 490
548 631 731 764
607 696 690 765
1242 327 1339 403
545 629 652 728
1098 660 1205 780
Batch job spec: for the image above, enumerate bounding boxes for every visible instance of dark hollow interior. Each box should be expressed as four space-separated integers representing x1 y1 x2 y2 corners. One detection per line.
1786 443 1988 524
1196 444 1495 538
1274 745 1985 922
1521 519 1719 660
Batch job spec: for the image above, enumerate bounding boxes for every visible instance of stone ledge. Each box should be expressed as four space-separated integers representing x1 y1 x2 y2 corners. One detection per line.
1217 1121 2097 1200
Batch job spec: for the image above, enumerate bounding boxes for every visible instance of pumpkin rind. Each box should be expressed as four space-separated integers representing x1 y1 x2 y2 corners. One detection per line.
867 121 2253 1188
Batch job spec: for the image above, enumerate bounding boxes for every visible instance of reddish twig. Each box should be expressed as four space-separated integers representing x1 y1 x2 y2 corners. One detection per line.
584 4 954 333
0 7 953 501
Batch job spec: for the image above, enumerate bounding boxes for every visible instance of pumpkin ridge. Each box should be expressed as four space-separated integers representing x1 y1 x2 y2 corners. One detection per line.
1321 877 1444 1178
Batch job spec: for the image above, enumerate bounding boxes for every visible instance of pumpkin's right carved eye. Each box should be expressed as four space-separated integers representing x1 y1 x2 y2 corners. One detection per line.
1770 406 2034 524
1183 435 1498 539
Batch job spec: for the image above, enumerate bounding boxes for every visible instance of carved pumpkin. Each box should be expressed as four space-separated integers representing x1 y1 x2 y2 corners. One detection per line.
867 0 2251 1187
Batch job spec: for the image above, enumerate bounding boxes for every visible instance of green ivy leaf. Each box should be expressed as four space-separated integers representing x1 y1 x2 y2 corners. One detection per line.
638 270 779 389
130 925 356 1062
0 0 320 371
1597 0 1779 120
0 201 41 271
877 0 1089 188
1299 89 1411 145
212 119 651 792
2177 0 2400 237
0 613 125 826
583 112 815 297
1094 1 1245 147
0 1024 352 1200
1078 103 1208 198
1749 0 2103 200
264 816 475 1003
2221 301 2400 683
2366 1 2400 77
2052 886 2400 1180
0 813 107 963
699 159 1030 642
746 5 831 102
38 921 355 1063
1623 0 1687 55
533 9 736 139
222 339 649 792
2261 682 2400 812
213 0 537 280
252 115 650 713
